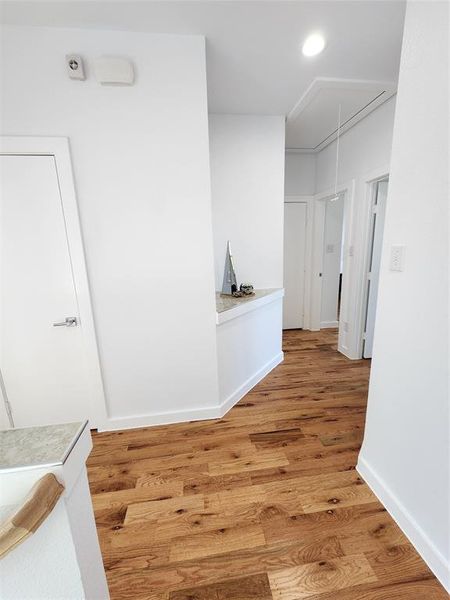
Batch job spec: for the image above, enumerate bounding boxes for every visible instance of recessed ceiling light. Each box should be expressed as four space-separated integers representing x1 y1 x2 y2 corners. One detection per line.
302 33 326 57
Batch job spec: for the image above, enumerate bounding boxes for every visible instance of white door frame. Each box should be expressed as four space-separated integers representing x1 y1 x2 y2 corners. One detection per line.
284 195 314 329
0 136 107 427
0 370 13 428
309 180 355 355
357 165 390 358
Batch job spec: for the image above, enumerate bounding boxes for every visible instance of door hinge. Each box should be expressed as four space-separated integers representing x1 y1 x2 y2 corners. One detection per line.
372 205 378 214
367 271 372 281
362 331 367 340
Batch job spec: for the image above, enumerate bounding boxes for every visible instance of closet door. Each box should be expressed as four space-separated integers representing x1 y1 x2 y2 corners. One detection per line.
1 155 95 427
283 202 307 329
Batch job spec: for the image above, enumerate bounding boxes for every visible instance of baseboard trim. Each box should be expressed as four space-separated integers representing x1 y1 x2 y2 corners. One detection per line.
357 455 450 592
219 352 284 417
99 404 221 432
338 344 360 360
320 320 339 328
99 352 284 433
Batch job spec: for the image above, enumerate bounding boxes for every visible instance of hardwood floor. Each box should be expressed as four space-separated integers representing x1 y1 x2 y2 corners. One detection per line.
87 329 446 600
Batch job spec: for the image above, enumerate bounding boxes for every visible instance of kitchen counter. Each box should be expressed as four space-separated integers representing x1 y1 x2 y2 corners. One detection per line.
0 421 109 599
216 288 284 325
0 421 86 472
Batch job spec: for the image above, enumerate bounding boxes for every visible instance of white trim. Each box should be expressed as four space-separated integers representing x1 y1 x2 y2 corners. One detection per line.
101 405 221 432
101 352 284 432
284 195 314 203
320 320 339 329
0 136 107 428
357 456 450 593
216 289 284 325
284 148 315 155
219 352 284 417
355 164 390 358
286 78 397 152
310 168 390 360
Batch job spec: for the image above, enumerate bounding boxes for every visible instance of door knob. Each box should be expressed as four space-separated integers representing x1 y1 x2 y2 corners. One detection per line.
53 317 78 327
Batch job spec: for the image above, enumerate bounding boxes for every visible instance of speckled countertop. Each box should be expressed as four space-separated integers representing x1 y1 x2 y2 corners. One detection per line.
0 421 87 471
216 289 280 313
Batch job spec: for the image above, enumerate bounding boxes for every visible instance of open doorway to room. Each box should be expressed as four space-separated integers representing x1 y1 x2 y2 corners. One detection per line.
283 171 391 361
319 194 345 330
308 186 351 343
282 187 350 343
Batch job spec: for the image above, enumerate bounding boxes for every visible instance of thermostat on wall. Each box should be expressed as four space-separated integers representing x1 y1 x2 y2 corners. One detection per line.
93 57 134 85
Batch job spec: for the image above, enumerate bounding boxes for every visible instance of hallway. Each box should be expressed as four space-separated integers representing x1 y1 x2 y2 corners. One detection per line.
87 330 446 599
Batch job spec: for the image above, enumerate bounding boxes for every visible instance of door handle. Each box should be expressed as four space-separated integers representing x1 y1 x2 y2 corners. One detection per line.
53 317 78 327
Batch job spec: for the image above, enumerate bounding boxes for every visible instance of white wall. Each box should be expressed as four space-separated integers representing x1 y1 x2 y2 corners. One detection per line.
320 196 344 327
0 501 85 600
1 25 219 428
209 114 285 290
358 0 449 591
284 152 316 196
315 96 396 357
0 427 108 599
216 293 283 413
315 97 396 195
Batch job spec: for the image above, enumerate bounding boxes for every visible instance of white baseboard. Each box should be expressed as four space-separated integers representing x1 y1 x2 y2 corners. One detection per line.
338 344 360 360
99 404 222 432
320 320 339 328
218 352 284 417
99 352 284 433
357 455 450 592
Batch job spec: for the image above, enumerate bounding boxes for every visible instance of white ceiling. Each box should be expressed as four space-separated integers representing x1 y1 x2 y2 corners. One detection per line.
286 78 397 151
0 1 406 143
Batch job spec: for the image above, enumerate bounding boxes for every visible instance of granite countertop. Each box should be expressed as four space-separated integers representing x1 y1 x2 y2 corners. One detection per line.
216 288 280 313
0 421 87 472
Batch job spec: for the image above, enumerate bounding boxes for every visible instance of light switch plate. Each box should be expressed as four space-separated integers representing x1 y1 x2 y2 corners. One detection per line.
390 245 405 271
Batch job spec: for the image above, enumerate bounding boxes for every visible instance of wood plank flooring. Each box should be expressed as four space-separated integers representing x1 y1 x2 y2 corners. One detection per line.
87 329 446 600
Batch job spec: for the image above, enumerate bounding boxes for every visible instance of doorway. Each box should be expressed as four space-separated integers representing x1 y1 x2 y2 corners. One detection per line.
362 178 389 358
320 195 345 329
283 201 308 329
0 138 105 428
309 188 349 340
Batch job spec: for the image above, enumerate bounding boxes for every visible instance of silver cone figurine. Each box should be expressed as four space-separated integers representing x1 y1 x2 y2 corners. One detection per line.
221 240 238 296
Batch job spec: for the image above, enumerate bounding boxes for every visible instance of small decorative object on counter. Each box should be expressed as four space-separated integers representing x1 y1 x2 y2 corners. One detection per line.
221 240 238 296
240 283 254 296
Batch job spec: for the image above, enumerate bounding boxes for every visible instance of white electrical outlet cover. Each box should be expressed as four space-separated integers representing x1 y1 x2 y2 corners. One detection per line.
94 57 134 85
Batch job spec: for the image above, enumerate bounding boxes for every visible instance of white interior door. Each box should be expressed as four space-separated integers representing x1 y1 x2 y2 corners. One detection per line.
283 202 307 329
0 155 96 427
363 179 388 358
